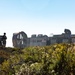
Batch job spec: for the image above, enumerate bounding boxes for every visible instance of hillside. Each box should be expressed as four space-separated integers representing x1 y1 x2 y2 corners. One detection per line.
0 43 75 75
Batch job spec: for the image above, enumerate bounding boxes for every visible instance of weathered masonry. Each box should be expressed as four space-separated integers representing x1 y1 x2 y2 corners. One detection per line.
12 29 75 48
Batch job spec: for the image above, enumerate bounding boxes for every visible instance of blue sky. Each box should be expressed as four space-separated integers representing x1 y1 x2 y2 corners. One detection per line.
0 0 75 47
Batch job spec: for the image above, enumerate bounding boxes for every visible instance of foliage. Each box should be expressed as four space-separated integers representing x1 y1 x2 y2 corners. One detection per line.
0 43 75 75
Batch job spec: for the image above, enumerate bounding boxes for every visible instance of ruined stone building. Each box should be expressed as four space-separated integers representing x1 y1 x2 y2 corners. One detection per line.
12 31 27 48
12 29 75 48
12 32 48 48
29 34 48 46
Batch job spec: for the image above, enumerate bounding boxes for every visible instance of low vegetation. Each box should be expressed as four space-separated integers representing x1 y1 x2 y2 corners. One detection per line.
0 43 75 75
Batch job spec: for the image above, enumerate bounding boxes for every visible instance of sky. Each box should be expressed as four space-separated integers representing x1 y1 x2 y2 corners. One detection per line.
0 0 75 47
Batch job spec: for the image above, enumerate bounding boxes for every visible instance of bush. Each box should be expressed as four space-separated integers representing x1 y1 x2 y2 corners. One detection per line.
0 44 75 75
